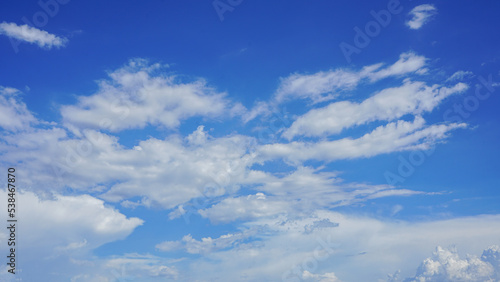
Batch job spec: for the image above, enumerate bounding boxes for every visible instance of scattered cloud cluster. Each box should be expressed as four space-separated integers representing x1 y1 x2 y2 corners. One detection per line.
1 2 498 281
0 47 496 281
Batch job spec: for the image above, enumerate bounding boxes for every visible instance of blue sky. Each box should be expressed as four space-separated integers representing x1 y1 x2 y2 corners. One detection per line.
1 0 500 281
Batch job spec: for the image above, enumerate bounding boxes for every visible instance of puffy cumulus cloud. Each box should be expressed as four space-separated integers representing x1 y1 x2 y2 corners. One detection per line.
61 59 232 132
406 4 438 30
0 22 67 49
0 190 142 253
165 211 500 281
273 52 427 105
0 86 37 131
282 81 467 139
0 190 143 281
98 128 258 208
404 245 500 281
261 117 467 163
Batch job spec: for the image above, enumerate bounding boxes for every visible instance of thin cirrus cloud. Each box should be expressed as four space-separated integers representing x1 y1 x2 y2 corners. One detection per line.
241 51 427 123
0 21 67 49
406 4 438 30
261 116 467 163
282 80 468 139
446 70 474 82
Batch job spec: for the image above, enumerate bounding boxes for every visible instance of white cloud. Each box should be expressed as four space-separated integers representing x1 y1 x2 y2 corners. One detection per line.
63 253 179 282
406 5 438 30
198 192 290 223
282 81 467 139
97 129 257 208
242 52 427 123
0 191 143 251
446 70 474 82
366 52 427 82
0 21 67 48
61 59 231 132
0 190 143 281
404 245 500 281
102 254 179 280
0 87 37 131
273 52 427 106
262 117 466 163
274 68 360 104
156 228 260 255
155 240 184 252
241 101 273 123
302 270 342 282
